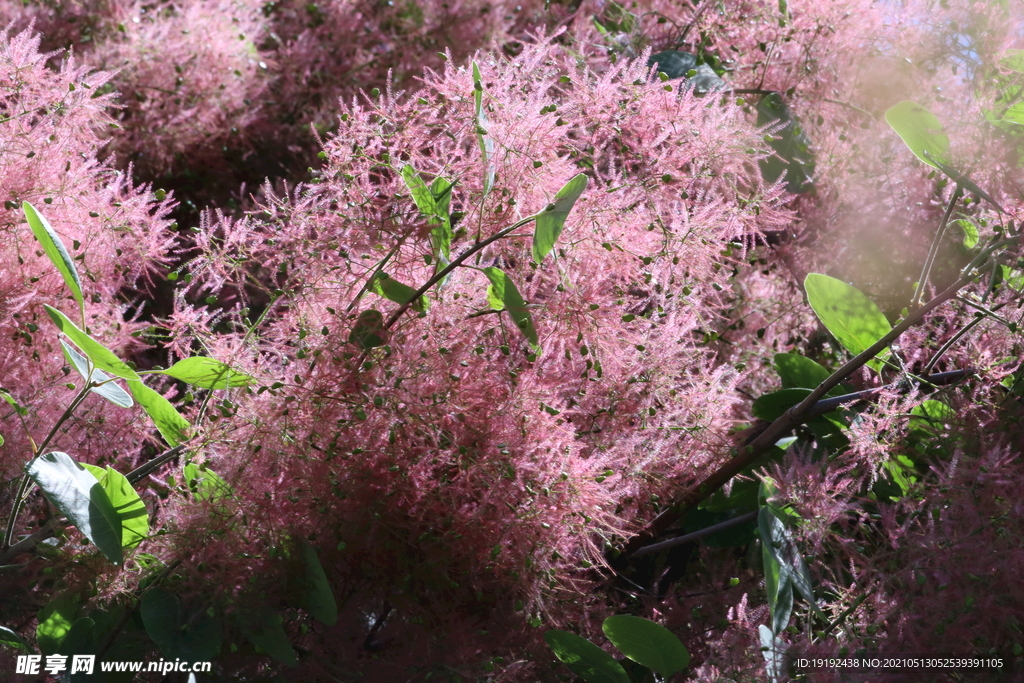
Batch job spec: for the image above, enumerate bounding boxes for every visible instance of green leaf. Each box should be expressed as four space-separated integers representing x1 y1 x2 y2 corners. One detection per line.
759 624 788 683
532 173 589 264
952 219 979 248
884 100 950 169
81 464 149 550
183 463 233 503
602 616 690 677
368 272 428 312
142 589 221 663
24 202 84 320
922 151 1005 213
543 630 630 683
61 339 133 408
773 353 845 394
128 380 190 447
156 357 254 389
909 399 955 437
759 507 793 634
472 61 495 198
0 625 32 652
43 305 140 381
803 274 891 372
1000 49 1024 74
348 309 387 349
242 606 298 668
295 540 338 626
482 267 539 351
26 452 123 565
883 454 918 497
141 588 180 657
36 592 81 654
430 176 454 267
0 389 27 415
752 388 812 421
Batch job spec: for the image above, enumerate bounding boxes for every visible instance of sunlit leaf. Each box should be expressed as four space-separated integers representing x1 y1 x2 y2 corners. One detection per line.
36 592 81 654
368 272 428 312
952 219 979 248
26 452 123 565
242 606 297 667
602 616 689 677
183 463 233 503
44 305 140 381
473 61 495 198
24 202 84 320
61 339 133 407
482 267 539 350
884 100 950 169
804 274 891 372
543 630 630 683
128 380 190 447
157 357 254 389
81 464 149 550
532 173 589 264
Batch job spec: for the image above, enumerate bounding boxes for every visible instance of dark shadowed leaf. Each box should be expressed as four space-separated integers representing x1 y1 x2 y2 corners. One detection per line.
804 274 891 372
543 630 630 683
0 625 31 652
24 202 83 320
45 305 140 381
157 357 254 389
349 309 387 349
26 453 122 565
532 173 588 264
61 339 133 407
295 540 338 626
128 380 190 447
602 616 689 677
242 606 297 668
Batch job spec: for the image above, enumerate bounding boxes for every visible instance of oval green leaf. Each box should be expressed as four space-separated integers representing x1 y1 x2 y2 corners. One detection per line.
952 219 979 249
183 463 233 503
44 305 140 381
884 100 949 169
369 272 428 312
81 464 149 550
141 588 180 657
25 452 123 565
602 616 690 677
128 380 190 447
24 202 84 320
349 309 386 349
296 540 338 626
157 357 254 389
36 592 81 654
482 266 539 351
543 630 630 683
803 274 891 372
61 339 133 407
242 606 298 668
532 173 589 264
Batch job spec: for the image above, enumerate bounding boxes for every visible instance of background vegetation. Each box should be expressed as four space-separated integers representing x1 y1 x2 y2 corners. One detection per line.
1 0 1023 681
